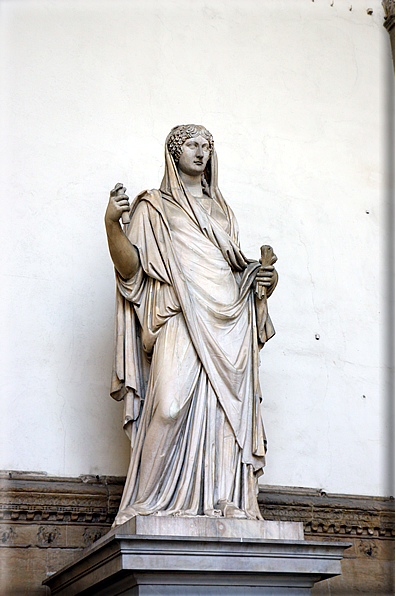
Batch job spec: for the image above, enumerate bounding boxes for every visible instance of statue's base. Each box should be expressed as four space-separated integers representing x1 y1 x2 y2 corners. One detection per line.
43 518 349 596
107 515 305 540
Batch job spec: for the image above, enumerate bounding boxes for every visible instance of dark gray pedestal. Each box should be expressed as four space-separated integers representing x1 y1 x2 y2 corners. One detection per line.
44 528 349 596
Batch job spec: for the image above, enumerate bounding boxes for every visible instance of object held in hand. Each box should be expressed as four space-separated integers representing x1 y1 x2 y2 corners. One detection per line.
122 211 130 224
255 245 277 300
114 182 130 225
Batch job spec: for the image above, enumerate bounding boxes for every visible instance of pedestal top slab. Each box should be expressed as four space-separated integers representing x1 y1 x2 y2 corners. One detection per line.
108 516 304 541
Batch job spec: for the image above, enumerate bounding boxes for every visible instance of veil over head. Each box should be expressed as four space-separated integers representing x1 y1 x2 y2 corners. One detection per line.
160 125 248 272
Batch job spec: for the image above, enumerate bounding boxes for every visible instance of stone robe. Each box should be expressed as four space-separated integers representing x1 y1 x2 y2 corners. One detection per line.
110 147 275 524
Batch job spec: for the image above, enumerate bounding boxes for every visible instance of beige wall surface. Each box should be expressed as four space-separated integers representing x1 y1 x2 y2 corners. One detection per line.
0 0 393 496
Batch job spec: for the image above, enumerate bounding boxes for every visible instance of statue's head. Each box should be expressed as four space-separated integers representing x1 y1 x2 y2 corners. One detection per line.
167 124 214 163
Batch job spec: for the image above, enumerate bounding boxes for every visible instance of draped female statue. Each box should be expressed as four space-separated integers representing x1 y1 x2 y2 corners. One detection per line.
105 125 278 525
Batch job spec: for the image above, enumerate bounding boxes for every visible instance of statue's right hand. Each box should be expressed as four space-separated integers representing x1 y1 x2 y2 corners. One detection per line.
105 183 130 224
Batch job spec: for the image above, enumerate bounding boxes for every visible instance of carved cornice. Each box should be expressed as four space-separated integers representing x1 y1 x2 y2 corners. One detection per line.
0 472 394 541
258 485 394 540
0 471 123 525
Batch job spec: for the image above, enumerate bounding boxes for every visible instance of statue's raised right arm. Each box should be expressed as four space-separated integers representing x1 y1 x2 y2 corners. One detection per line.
104 183 139 280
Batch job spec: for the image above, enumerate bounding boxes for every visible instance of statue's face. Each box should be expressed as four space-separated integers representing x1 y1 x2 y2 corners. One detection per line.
177 135 211 177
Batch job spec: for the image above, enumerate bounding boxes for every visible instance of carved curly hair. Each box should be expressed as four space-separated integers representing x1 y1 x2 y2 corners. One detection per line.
167 124 214 163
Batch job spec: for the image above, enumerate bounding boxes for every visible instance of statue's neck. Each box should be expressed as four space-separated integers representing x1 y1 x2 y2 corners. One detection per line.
178 170 203 198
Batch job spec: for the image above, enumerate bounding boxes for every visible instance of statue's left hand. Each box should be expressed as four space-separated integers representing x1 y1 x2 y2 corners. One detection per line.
255 265 278 294
255 245 278 298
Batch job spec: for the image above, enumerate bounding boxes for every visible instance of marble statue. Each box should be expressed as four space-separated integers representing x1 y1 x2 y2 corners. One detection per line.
105 125 278 525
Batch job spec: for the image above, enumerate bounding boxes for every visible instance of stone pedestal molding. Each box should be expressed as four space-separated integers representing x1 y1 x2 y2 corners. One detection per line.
43 518 349 596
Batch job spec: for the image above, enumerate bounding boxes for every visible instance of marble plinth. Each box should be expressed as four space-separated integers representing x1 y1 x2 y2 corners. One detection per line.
44 518 349 596
107 516 305 540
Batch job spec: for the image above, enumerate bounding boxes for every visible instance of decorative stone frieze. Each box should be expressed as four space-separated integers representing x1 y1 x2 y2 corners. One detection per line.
258 485 395 539
0 471 123 526
0 473 394 539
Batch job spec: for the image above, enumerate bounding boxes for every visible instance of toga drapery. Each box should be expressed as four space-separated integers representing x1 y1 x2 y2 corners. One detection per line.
110 145 275 524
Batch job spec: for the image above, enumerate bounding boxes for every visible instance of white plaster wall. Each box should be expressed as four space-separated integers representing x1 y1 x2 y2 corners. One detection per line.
0 0 393 496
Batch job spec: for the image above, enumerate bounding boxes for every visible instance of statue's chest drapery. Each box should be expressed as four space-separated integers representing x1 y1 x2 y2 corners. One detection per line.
163 198 240 308
125 194 253 369
116 191 265 449
160 197 253 369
